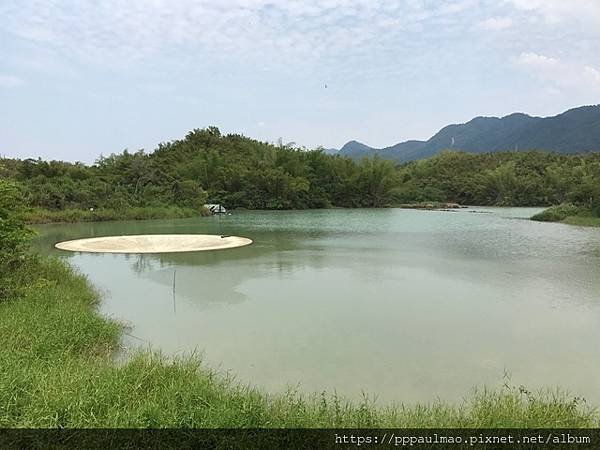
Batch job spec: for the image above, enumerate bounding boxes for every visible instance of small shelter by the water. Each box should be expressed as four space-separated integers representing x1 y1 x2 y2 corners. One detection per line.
204 204 227 214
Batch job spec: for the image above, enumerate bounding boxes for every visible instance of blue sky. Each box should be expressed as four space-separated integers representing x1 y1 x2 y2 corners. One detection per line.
1 0 600 163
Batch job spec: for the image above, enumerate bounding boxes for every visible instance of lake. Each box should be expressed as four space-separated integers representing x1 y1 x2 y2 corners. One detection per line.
34 208 600 404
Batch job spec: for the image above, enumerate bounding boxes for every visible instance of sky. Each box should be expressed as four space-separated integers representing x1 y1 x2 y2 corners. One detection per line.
1 0 600 163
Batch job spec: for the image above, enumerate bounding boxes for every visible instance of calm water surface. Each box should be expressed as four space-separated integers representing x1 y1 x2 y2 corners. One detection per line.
34 208 600 403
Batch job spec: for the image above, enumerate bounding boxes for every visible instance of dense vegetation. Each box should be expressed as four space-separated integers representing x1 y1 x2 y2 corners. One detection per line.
0 183 596 427
395 151 600 210
1 127 599 223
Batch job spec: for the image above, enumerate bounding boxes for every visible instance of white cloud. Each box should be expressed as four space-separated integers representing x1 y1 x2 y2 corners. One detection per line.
477 16 513 30
507 0 600 26
583 66 600 85
0 0 491 72
0 75 25 88
516 52 600 92
517 52 560 71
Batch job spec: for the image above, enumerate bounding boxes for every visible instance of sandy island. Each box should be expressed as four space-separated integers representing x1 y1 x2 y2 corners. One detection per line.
55 234 253 254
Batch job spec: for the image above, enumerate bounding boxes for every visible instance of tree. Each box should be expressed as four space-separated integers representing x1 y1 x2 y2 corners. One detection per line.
356 157 398 207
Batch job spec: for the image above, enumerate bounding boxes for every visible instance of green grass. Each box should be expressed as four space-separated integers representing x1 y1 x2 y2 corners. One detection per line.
562 215 600 227
21 206 208 224
531 204 600 227
0 256 597 428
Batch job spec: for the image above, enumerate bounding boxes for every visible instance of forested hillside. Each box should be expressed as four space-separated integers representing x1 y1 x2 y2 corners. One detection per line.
0 127 398 212
1 127 599 218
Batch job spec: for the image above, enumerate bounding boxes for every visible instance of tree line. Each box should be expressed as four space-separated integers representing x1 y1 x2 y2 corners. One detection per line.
1 127 599 215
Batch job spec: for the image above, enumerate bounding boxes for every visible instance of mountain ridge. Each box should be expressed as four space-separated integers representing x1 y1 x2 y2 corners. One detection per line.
327 105 600 162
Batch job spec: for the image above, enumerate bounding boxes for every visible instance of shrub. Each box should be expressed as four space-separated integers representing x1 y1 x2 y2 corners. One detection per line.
0 179 33 300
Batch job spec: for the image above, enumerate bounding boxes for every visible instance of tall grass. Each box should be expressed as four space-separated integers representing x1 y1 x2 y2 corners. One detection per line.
22 206 208 225
0 257 596 428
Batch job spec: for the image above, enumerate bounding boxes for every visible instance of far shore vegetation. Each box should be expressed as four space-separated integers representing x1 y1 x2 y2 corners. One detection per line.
1 127 599 225
0 177 597 427
22 206 206 225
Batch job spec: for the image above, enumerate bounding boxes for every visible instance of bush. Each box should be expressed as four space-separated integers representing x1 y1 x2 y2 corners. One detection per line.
531 204 586 222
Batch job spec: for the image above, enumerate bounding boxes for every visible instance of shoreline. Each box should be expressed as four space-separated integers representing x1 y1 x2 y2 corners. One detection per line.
25 204 600 230
26 203 543 225
22 206 208 225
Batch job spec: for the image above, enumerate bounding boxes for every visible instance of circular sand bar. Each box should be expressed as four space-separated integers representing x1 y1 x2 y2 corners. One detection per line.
55 234 253 254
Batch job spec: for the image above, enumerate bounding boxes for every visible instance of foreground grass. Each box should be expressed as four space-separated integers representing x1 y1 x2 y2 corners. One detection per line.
0 257 597 428
531 204 600 227
21 206 208 224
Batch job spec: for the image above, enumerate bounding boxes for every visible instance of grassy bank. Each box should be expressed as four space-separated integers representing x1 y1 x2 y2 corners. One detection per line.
561 215 600 227
531 204 600 227
0 256 596 428
21 206 208 224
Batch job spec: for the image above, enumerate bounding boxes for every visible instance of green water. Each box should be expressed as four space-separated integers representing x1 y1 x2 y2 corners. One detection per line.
34 208 600 403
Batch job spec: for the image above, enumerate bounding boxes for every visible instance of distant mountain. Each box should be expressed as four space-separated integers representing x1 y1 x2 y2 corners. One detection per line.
338 140 376 158
330 105 600 162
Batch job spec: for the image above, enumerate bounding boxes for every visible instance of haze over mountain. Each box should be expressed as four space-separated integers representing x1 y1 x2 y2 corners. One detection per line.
328 105 600 163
